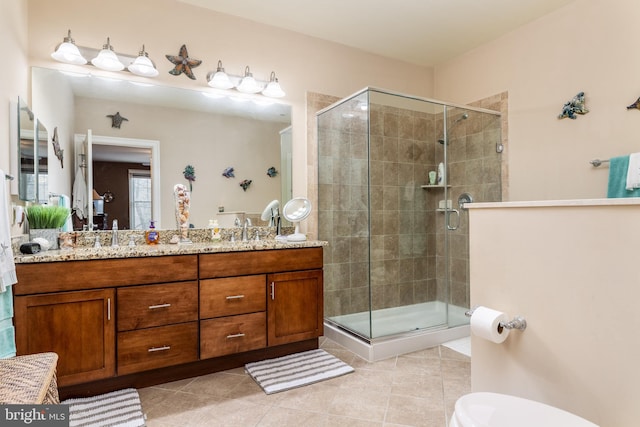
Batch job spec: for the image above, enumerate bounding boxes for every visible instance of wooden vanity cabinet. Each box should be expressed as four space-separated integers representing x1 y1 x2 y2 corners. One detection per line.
200 275 267 359
267 269 324 346
199 247 324 349
116 281 199 376
13 289 115 387
14 255 198 387
14 247 323 395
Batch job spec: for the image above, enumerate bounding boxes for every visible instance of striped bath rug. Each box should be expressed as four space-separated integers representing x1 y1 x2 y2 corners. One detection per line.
245 349 354 394
62 388 145 427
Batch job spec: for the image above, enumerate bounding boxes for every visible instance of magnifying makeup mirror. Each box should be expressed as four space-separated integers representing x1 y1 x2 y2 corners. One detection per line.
282 197 311 242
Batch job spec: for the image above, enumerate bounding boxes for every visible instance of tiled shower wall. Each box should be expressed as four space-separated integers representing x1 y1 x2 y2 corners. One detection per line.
313 91 506 320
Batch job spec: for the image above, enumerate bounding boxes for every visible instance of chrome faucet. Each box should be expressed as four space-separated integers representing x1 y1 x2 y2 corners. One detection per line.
111 219 119 247
242 218 252 242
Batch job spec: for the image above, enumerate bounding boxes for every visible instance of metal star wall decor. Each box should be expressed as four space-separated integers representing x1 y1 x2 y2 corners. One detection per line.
51 126 64 168
107 112 128 129
166 44 202 80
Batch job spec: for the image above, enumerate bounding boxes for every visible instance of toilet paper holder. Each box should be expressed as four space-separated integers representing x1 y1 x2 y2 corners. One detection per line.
465 306 527 331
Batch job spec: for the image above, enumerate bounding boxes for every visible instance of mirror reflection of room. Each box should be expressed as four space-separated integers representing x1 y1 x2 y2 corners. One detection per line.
17 97 49 205
91 144 151 230
32 67 292 230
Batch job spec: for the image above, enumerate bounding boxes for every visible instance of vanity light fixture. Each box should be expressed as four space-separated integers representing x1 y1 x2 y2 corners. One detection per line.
51 31 159 78
206 61 286 98
261 71 285 98
236 66 262 94
207 60 234 90
127 45 159 77
91 37 125 71
51 30 87 65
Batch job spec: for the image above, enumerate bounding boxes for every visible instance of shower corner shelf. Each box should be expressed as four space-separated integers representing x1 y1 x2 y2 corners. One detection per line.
420 184 451 189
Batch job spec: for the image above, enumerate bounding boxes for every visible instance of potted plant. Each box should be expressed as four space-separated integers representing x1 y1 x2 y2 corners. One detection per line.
26 205 70 250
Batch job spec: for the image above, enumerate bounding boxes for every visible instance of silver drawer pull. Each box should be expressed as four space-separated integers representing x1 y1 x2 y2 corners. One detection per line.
225 295 245 300
148 303 171 310
226 333 245 339
148 345 171 352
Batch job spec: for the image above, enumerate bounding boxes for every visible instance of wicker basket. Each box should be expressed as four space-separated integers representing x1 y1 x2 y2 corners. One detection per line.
0 352 59 404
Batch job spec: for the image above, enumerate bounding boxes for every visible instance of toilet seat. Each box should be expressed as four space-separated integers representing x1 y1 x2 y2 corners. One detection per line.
450 392 599 427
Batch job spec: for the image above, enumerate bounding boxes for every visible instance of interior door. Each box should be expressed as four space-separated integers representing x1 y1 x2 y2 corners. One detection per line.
85 130 94 227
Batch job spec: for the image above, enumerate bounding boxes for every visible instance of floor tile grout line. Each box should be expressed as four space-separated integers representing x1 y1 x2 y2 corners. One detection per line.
381 354 397 426
439 345 451 427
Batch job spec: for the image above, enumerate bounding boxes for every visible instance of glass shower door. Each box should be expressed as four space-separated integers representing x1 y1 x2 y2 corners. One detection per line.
442 105 503 327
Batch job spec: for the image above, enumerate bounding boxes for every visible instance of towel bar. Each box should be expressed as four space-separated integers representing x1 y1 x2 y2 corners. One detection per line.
590 159 610 167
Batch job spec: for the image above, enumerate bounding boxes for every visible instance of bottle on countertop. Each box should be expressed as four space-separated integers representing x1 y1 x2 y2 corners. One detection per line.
145 220 159 245
212 219 221 241
207 219 215 240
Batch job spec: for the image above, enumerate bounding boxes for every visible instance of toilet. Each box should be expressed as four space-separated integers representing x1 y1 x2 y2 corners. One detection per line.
450 392 599 427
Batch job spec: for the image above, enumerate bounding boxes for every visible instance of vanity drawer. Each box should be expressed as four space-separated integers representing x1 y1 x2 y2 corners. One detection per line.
15 255 198 295
117 281 198 331
117 322 198 376
200 275 266 318
198 247 323 278
200 312 266 359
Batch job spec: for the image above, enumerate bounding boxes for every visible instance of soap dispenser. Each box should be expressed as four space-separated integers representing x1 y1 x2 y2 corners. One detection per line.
145 220 159 245
212 219 221 241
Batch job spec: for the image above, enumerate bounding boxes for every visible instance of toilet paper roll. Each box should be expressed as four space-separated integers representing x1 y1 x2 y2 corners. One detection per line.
470 306 510 344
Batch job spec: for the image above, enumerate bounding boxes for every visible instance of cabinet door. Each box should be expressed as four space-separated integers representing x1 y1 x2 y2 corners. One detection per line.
14 289 116 387
267 270 323 346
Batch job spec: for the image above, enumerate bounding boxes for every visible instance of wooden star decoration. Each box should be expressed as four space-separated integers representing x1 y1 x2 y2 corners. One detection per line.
166 44 202 80
107 112 128 129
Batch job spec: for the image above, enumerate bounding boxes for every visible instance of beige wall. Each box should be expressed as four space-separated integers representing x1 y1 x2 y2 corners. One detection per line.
1 0 28 236
0 0 28 172
469 200 640 427
23 0 433 216
435 0 639 201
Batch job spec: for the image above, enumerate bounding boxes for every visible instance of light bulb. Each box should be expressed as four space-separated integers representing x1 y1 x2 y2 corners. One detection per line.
91 37 124 71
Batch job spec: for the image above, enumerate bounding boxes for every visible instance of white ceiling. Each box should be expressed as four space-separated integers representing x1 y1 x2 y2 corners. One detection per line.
178 0 576 67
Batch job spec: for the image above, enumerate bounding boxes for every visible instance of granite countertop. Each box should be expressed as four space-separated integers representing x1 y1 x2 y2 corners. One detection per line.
14 239 327 264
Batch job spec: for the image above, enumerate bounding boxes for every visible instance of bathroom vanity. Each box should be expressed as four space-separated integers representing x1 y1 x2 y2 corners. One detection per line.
13 242 324 398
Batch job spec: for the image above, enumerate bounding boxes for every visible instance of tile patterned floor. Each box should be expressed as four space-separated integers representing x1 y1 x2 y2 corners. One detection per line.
139 336 470 427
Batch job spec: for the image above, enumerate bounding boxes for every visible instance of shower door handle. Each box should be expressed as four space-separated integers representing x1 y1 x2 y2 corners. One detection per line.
446 209 460 230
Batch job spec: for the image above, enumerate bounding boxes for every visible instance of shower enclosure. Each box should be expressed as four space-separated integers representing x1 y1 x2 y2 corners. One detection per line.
317 87 502 359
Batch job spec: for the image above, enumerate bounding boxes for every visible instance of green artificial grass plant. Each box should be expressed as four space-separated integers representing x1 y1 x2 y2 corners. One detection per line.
26 205 70 229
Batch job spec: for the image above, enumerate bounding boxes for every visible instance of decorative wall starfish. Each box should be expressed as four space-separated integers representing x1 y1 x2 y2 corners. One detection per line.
166 44 202 80
107 112 128 128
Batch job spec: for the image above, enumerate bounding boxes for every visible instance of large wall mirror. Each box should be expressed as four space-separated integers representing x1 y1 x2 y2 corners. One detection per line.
16 97 48 204
32 67 292 229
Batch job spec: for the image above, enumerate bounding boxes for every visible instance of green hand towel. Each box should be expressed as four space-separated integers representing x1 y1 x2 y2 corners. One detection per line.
607 156 640 198
0 318 16 359
0 286 12 321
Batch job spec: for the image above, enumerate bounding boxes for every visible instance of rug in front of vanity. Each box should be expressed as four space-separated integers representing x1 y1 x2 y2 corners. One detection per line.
245 348 354 394
62 388 145 427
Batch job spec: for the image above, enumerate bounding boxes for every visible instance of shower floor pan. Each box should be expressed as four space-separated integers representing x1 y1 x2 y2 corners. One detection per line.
325 301 470 362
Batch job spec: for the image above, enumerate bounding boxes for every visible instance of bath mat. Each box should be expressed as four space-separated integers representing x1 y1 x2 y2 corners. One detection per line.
245 348 354 394
62 388 145 427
